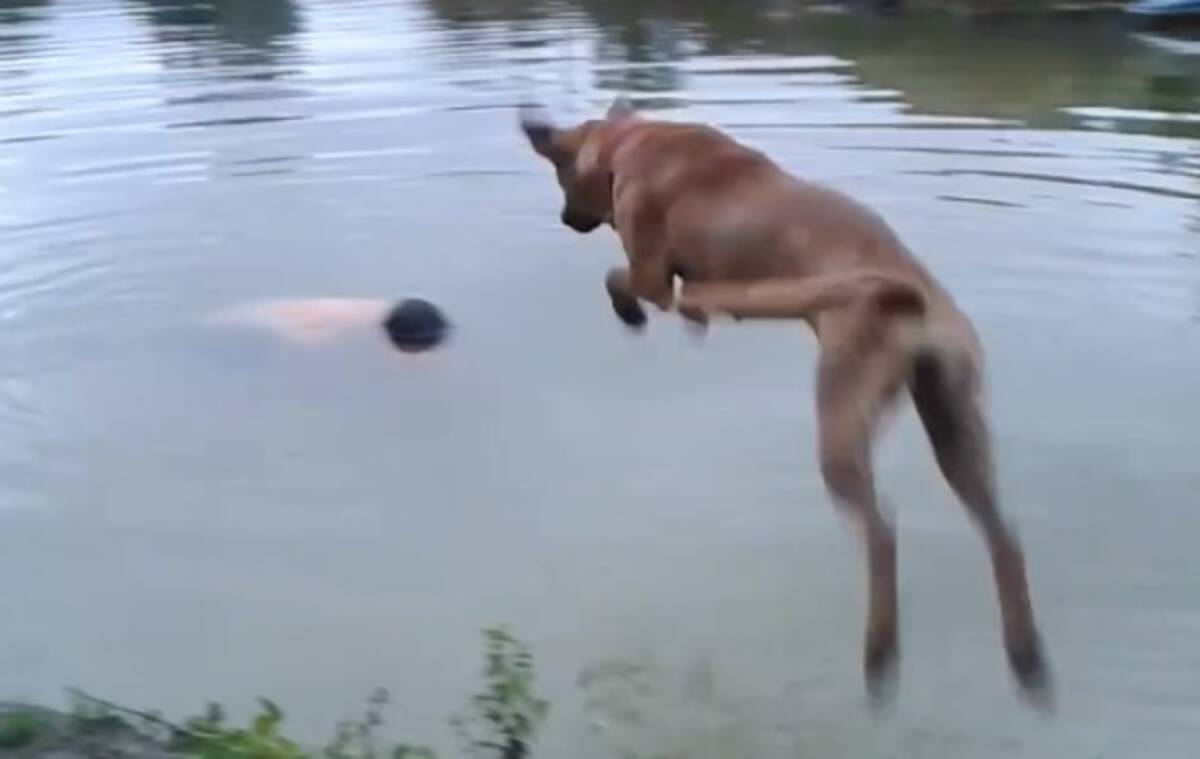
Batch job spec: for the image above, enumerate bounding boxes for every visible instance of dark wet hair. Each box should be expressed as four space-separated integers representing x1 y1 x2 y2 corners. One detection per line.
381 298 450 351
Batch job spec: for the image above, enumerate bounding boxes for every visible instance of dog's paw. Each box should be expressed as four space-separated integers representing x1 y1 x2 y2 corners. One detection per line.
1008 633 1054 713
680 307 709 340
864 634 900 712
684 319 708 340
610 295 648 329
677 301 710 327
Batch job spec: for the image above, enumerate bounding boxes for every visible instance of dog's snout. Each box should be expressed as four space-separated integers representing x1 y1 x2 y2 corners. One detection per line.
561 206 602 233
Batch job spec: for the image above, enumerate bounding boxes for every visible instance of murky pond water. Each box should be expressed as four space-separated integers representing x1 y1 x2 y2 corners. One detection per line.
3 1 1200 756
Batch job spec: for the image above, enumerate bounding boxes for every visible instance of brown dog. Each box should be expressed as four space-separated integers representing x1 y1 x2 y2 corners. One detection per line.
520 98 1049 704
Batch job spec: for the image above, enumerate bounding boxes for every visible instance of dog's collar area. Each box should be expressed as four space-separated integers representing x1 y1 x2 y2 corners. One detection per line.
605 115 642 149
598 116 643 175
606 173 616 227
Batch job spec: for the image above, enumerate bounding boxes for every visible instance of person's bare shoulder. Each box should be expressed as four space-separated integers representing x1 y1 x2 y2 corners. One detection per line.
206 298 389 345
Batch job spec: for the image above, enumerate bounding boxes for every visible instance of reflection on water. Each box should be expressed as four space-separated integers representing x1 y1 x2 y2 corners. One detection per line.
133 0 301 44
0 0 50 99
129 0 301 70
1 2 1199 758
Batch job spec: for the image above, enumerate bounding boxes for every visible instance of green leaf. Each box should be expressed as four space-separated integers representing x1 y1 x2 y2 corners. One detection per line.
0 711 40 749
253 698 284 737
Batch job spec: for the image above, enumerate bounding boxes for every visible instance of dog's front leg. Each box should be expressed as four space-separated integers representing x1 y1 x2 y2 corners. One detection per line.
607 190 679 328
605 267 648 328
605 259 676 329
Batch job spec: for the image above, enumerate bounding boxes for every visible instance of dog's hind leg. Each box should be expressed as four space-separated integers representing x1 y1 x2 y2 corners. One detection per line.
909 348 1051 706
815 330 911 703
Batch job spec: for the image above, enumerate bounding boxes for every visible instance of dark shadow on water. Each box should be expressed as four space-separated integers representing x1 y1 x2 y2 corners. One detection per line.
0 0 51 66
0 0 49 25
424 0 790 53
165 323 284 371
423 0 790 93
422 0 1200 136
124 0 308 132
126 0 302 69
421 0 1200 231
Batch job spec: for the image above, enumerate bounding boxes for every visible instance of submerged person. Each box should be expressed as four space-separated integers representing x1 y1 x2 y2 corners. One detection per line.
207 297 450 352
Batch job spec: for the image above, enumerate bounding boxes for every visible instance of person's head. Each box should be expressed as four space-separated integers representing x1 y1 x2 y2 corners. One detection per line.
382 298 449 353
519 97 637 234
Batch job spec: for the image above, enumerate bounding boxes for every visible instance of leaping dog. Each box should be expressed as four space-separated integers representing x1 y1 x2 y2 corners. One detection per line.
520 98 1050 705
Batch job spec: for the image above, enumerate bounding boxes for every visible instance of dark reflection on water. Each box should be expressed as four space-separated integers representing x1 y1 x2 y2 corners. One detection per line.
129 0 302 62
0 0 49 23
0 0 50 85
427 0 1200 136
1 2 1199 758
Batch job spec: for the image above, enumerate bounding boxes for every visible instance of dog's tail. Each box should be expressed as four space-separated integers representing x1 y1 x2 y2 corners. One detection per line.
868 278 978 448
868 277 926 318
909 344 960 449
905 325 980 456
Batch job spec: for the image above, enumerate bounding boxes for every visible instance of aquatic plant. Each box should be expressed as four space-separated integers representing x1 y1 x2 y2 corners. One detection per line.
2 627 545 759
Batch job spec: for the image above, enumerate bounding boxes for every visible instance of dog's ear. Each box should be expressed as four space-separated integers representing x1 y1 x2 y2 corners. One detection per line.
607 94 635 120
519 104 557 158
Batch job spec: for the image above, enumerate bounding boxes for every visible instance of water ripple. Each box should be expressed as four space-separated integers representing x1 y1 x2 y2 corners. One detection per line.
1 4 1199 758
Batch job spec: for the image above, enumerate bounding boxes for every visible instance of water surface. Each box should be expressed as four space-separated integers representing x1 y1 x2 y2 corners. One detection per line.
2 2 1199 757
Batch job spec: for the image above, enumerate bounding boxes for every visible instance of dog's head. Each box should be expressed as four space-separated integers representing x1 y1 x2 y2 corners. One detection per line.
519 97 636 234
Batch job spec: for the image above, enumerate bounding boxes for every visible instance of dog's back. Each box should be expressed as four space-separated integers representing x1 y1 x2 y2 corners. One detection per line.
608 118 974 340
